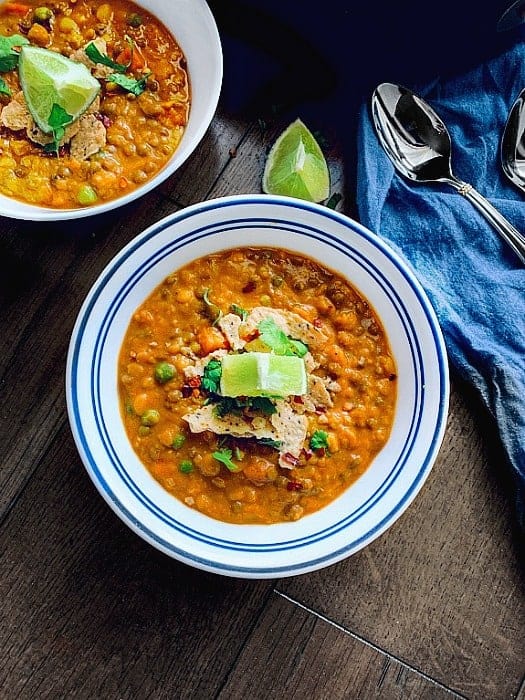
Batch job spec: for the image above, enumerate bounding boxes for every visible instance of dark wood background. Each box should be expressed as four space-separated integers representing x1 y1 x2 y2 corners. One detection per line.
0 2 524 698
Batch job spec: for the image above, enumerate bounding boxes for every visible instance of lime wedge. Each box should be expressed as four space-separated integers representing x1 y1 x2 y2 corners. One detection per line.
19 46 100 133
220 352 307 398
262 118 330 202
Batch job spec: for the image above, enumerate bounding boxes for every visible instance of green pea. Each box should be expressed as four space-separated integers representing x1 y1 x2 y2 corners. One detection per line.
138 425 150 437
77 184 98 206
154 361 176 384
141 409 160 426
34 7 53 23
179 460 193 474
172 434 186 449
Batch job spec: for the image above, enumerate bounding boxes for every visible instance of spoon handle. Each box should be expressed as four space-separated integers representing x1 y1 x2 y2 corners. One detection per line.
450 178 525 265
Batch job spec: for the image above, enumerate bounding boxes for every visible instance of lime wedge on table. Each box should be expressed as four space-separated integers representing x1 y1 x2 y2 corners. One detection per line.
19 46 100 133
220 352 307 398
262 118 330 202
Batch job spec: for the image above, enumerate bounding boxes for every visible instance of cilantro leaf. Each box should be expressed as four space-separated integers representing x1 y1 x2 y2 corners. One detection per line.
256 437 282 449
107 71 150 96
44 103 73 156
200 358 222 393
0 34 29 72
212 395 277 418
212 396 243 418
310 430 329 451
0 76 10 96
230 303 248 321
257 318 309 357
288 338 308 357
85 42 128 72
212 448 240 472
249 396 277 415
202 287 223 326
257 318 289 353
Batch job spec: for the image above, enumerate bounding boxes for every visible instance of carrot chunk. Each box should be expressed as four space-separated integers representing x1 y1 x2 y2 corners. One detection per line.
3 2 30 14
197 326 228 355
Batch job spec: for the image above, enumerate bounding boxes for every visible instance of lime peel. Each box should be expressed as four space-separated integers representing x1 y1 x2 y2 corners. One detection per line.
220 352 307 398
19 45 100 134
262 118 330 202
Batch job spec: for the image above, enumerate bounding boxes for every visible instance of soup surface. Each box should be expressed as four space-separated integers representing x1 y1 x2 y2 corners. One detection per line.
0 0 189 208
118 248 397 524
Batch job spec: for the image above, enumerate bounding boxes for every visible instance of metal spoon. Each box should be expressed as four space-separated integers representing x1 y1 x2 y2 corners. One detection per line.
501 87 525 194
371 82 525 265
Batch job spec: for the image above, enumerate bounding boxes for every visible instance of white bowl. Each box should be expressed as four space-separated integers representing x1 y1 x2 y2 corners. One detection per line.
66 194 449 578
0 0 222 221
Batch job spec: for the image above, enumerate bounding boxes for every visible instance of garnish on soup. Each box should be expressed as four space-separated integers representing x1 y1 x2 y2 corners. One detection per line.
0 0 189 208
118 247 398 524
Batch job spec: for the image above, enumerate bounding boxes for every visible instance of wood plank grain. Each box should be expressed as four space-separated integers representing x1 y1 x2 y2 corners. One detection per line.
217 592 461 699
0 423 273 700
278 382 525 700
158 107 250 206
0 192 179 520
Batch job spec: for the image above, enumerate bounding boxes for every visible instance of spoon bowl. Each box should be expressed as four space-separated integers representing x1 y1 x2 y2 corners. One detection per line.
371 83 454 184
371 82 525 264
501 87 525 193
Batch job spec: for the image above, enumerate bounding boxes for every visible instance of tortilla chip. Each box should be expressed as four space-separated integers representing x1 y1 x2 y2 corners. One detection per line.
183 404 280 442
183 398 308 468
183 349 228 380
308 375 334 408
70 39 114 79
69 113 106 160
218 313 245 350
1 92 31 131
270 401 308 463
26 119 80 146
242 306 329 350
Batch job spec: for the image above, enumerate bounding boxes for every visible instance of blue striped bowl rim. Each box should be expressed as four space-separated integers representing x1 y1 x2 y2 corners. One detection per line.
66 195 449 578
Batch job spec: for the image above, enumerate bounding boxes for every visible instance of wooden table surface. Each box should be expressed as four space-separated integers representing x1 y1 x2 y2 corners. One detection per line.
1 4 524 699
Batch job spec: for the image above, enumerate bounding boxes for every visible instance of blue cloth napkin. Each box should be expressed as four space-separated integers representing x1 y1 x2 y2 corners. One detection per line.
357 41 525 529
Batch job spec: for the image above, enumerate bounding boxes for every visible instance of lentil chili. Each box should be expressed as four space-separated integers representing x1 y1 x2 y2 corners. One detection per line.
118 247 398 524
0 0 189 208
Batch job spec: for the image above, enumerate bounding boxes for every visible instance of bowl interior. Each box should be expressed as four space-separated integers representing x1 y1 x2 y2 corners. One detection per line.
66 195 449 577
0 0 222 221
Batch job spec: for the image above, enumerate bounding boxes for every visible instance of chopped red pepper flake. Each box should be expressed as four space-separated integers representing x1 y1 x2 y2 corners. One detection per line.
243 329 260 342
95 112 111 128
242 280 256 293
282 452 299 467
287 481 303 491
